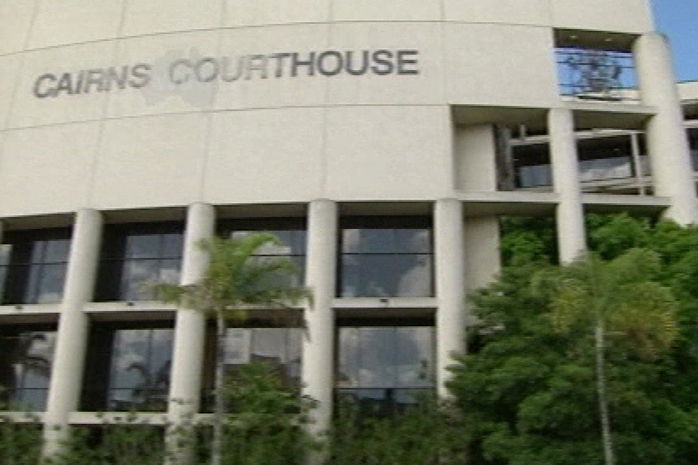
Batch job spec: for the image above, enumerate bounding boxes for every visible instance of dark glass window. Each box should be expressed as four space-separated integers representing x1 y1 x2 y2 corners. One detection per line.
339 217 433 297
512 143 552 188
201 326 303 411
577 135 633 182
336 325 435 415
0 229 71 305
0 327 56 411
82 324 174 412
688 127 698 171
217 218 306 288
95 223 183 301
222 327 302 385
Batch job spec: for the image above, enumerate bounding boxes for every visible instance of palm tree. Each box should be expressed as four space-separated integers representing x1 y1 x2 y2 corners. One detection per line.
155 233 310 465
534 248 679 465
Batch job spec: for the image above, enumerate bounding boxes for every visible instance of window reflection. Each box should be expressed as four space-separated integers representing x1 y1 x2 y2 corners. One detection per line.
336 326 434 414
107 329 173 411
339 218 433 297
0 329 56 411
81 325 174 412
218 219 307 289
0 229 71 305
222 328 302 387
95 223 183 301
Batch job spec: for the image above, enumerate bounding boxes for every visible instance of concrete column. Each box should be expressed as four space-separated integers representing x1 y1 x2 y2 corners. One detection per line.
549 108 587 263
434 198 466 398
43 209 103 456
302 199 337 434
167 203 214 431
634 32 698 224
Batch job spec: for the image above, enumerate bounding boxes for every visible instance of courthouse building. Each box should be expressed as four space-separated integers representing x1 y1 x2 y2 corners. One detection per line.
0 0 697 449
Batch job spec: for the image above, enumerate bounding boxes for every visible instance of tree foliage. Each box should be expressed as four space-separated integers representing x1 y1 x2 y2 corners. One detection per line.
155 233 311 465
449 214 698 465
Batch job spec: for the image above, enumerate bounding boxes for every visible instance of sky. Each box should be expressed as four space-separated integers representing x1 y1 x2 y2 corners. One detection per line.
652 0 698 81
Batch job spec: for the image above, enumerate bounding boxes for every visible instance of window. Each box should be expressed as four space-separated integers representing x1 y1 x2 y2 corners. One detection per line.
0 327 56 411
81 324 174 411
95 223 183 301
688 127 698 171
339 217 433 297
222 327 302 385
0 229 71 305
202 326 303 411
554 30 637 102
336 325 435 416
217 218 306 288
512 142 552 188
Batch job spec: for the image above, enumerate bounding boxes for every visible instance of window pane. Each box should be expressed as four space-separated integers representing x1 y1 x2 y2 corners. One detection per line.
341 254 431 297
337 328 360 388
0 244 11 266
337 327 434 388
120 260 159 300
32 263 67 304
43 239 71 263
96 224 184 302
161 234 183 258
158 259 181 285
0 330 55 411
222 328 302 387
339 222 433 298
395 328 434 388
108 329 173 411
359 328 396 387
125 235 161 259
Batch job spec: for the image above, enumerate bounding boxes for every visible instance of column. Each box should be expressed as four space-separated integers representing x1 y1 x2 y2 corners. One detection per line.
43 209 103 456
434 198 466 398
549 107 587 263
302 199 337 434
166 203 215 460
634 32 698 224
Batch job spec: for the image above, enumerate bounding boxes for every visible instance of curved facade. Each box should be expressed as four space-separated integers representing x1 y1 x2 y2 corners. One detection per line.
1 0 697 453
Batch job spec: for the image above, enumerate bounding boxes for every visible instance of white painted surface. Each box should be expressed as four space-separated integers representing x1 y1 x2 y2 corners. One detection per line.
324 105 452 200
27 0 124 49
302 199 337 433
168 203 214 425
454 125 497 192
549 108 587 263
551 0 652 33
444 0 550 26
91 114 209 209
0 123 99 217
635 33 698 224
444 23 558 107
434 198 466 398
43 209 103 456
204 108 324 204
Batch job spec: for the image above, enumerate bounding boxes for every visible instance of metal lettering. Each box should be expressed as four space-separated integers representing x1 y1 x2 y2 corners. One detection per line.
33 74 56 98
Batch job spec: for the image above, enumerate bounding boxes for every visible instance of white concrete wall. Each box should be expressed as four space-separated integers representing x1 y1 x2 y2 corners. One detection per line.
454 125 497 192
551 0 653 34
0 0 659 218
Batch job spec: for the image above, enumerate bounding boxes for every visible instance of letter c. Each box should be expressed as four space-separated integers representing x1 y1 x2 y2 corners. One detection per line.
33 73 57 98
169 59 193 84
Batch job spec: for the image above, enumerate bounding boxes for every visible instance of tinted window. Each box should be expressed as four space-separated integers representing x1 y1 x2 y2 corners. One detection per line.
95 223 183 301
339 218 432 297
0 329 56 411
0 229 71 305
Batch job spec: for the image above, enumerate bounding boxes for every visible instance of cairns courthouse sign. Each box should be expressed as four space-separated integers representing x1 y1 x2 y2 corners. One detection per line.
32 48 420 99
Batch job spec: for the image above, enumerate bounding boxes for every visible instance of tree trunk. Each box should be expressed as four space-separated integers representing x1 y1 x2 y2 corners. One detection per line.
595 321 616 465
211 314 226 465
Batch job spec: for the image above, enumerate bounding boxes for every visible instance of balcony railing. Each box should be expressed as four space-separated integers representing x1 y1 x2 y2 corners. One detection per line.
556 48 638 102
